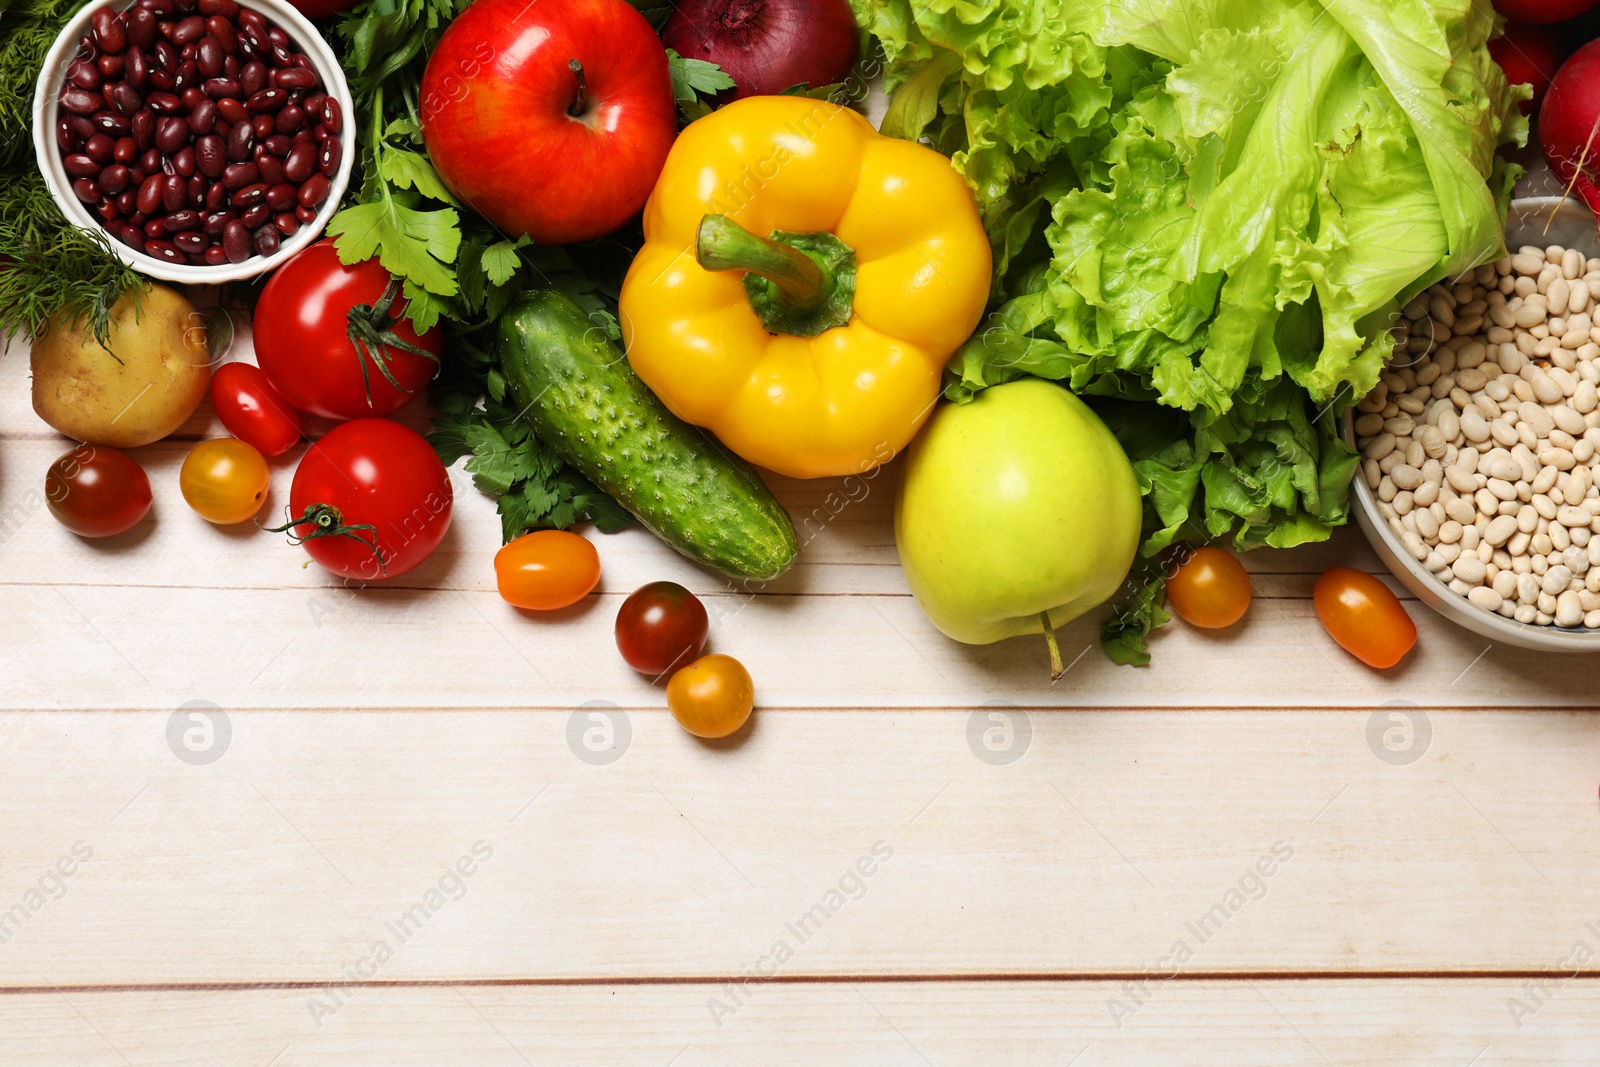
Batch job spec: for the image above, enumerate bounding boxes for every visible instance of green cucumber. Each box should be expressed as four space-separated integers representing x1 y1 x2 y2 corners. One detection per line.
495 290 799 582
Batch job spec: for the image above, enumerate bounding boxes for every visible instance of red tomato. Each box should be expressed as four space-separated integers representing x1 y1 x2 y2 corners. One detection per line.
211 362 305 457
495 530 601 610
44 444 151 538
1314 568 1418 669
615 581 708 675
253 240 442 420
1166 546 1252 629
287 0 360 16
1493 0 1598 22
280 419 453 580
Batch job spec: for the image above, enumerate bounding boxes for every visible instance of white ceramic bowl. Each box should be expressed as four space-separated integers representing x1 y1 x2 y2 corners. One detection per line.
1347 196 1600 652
32 0 355 284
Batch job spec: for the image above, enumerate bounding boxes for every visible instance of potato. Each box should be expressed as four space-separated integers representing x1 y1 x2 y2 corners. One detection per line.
31 284 211 448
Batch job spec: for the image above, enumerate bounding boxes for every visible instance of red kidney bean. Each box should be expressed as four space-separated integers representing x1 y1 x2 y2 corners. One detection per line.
221 219 250 262
140 0 175 13
99 54 126 78
128 48 151 91
92 9 127 54
266 25 286 47
202 77 239 99
57 119 77 151
72 178 100 202
273 104 302 136
201 245 226 265
225 120 252 161
171 145 195 176
200 0 238 17
118 224 143 248
78 33 100 62
109 83 142 117
204 182 225 210
268 43 292 67
194 134 224 176
273 211 299 236
135 173 164 214
298 172 328 209
147 68 174 92
280 140 314 183
222 54 240 78
221 160 257 188
262 134 289 157
138 146 161 174
173 60 199 92
239 60 265 96
294 203 316 224
153 39 178 70
173 231 209 253
145 91 181 113
240 24 265 55
181 86 205 111
274 68 315 91
69 114 97 140
216 97 246 124
162 209 200 232
245 88 284 113
128 8 158 49
116 189 138 213
251 114 274 139
144 240 183 263
187 174 205 206
293 127 316 145
206 16 237 53
318 137 340 178
201 210 231 235
100 165 132 194
143 218 166 239
64 153 100 178
239 203 270 228
92 110 131 135
67 59 101 91
156 17 177 39
96 198 121 223
162 173 187 212
190 97 216 133
59 88 103 115
301 91 324 116
251 224 279 257
263 183 295 212
256 154 284 185
320 97 341 135
196 37 222 76
230 182 265 207
155 115 187 153
172 16 206 45
180 41 198 61
113 136 137 162
84 134 115 162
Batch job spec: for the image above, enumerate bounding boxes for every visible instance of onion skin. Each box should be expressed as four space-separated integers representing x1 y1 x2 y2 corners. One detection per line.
662 0 860 101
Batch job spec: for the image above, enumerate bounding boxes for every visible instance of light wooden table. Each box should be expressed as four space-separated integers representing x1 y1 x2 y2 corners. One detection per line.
3 321 1599 1065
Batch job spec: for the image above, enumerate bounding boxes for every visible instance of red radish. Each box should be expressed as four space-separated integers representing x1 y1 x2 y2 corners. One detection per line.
1495 0 1599 21
1490 21 1562 112
1541 40 1600 217
661 0 860 100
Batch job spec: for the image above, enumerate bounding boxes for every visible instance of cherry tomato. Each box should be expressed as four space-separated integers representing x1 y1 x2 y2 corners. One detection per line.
180 439 270 525
211 362 305 457
615 581 708 676
1166 546 1252 629
44 444 151 537
495 530 601 609
282 419 453 580
1314 567 1417 669
253 240 442 420
667 654 754 739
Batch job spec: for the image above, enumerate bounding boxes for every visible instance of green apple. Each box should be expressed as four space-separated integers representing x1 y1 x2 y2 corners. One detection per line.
894 379 1142 673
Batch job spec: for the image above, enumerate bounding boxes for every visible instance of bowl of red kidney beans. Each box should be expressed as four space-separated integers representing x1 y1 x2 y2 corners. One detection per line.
32 0 354 283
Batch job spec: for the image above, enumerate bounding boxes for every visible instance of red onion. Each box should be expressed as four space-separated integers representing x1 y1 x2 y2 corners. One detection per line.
662 0 860 101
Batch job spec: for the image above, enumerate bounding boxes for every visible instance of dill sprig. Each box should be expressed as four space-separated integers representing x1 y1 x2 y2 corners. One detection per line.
0 0 141 342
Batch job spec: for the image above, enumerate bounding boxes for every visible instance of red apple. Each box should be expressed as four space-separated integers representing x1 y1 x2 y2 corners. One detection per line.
1490 20 1563 112
419 0 677 245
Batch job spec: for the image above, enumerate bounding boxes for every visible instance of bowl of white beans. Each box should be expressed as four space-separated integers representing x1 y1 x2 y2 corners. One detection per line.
1347 196 1600 651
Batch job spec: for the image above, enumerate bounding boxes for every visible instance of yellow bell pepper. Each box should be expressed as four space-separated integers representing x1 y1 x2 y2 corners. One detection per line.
619 96 992 480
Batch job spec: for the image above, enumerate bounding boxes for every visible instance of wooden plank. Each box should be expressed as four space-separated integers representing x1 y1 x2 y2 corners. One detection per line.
2 981 1597 1065
0 709 1594 984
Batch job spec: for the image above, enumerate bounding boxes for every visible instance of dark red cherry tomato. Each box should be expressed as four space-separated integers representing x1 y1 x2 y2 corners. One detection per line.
45 444 152 537
615 581 708 676
278 419 453 580
253 239 441 420
211 362 305 457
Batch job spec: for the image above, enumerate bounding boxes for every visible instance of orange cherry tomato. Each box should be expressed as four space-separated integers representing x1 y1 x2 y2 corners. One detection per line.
180 439 270 525
1166 546 1252 629
1313 567 1417 669
667 654 754 739
494 530 601 610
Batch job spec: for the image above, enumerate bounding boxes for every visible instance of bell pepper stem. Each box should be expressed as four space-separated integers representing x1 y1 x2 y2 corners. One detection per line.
697 214 831 316
1041 611 1065 681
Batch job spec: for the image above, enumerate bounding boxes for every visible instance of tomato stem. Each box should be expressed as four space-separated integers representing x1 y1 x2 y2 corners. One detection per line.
1041 611 1065 681
258 503 388 577
346 276 438 407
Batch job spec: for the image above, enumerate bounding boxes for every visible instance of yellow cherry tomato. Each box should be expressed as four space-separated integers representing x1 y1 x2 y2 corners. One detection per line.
494 530 601 610
1166 546 1253 629
180 438 269 525
667 654 754 739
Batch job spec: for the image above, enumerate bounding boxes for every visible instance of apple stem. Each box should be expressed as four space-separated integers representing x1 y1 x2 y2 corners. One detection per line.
567 59 587 117
1040 612 1065 681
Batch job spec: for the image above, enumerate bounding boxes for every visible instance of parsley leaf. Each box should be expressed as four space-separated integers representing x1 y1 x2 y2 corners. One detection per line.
666 49 735 120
